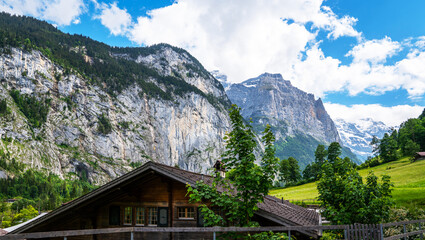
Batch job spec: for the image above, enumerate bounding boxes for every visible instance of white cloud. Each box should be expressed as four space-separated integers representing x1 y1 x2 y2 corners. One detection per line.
346 37 401 64
286 37 425 99
126 0 361 83
0 0 86 26
324 103 424 127
312 6 361 40
94 2 132 36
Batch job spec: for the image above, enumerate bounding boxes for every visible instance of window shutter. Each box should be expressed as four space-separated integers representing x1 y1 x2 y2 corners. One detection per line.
197 208 204 227
109 206 120 225
158 207 168 227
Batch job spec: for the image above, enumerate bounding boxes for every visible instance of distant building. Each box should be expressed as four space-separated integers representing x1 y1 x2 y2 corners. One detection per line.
7 161 320 239
414 152 425 161
5 199 18 203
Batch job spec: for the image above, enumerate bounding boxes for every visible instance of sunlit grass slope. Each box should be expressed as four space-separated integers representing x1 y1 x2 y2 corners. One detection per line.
270 157 425 208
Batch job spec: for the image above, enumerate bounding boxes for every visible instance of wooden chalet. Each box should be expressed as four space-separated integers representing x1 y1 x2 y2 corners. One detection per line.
7 161 320 239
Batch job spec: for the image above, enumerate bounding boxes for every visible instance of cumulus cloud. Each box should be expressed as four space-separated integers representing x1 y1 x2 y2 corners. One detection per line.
94 2 132 36
312 6 361 40
324 103 424 127
0 0 86 26
126 0 360 83
287 37 425 99
346 37 401 64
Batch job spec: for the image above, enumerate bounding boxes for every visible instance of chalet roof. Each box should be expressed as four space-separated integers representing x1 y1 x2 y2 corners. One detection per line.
0 229 7 236
9 161 319 237
416 152 425 157
152 162 320 227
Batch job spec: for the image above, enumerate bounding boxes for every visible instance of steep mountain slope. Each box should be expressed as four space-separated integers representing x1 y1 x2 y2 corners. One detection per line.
226 73 358 167
0 13 231 183
335 118 390 161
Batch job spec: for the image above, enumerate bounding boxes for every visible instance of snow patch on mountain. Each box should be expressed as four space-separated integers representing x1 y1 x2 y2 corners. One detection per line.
335 118 390 161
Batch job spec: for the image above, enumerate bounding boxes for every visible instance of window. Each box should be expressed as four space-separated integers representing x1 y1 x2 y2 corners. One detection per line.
178 207 195 219
148 207 157 225
124 207 132 225
136 207 145 225
109 206 120 225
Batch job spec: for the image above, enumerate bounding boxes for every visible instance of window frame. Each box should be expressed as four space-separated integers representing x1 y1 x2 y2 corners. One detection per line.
123 206 133 225
135 207 145 226
177 206 195 220
148 207 158 226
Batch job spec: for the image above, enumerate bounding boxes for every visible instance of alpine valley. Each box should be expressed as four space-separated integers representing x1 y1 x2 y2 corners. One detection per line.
0 13 360 184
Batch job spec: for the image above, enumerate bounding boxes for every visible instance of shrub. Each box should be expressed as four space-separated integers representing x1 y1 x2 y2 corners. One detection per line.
97 114 112 134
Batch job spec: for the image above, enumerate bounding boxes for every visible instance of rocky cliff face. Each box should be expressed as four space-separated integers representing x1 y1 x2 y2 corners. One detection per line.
226 73 357 167
227 73 340 143
335 118 390 161
0 46 231 184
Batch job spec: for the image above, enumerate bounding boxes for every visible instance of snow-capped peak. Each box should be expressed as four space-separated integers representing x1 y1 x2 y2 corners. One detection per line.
335 118 391 161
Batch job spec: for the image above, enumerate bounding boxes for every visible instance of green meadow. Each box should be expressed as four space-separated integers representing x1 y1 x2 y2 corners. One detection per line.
270 157 425 209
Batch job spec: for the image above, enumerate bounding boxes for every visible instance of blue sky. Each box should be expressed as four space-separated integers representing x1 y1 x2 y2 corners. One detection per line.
1 0 424 126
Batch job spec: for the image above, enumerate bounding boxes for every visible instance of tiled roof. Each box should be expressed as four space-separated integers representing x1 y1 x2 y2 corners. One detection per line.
151 161 320 227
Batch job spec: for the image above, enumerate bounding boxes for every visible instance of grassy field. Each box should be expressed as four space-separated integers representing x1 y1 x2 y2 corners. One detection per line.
270 157 425 209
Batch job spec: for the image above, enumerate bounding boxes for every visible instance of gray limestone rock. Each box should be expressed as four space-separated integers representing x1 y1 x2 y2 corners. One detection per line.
0 47 231 184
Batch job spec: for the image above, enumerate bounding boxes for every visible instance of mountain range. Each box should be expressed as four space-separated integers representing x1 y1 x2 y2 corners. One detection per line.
334 118 390 161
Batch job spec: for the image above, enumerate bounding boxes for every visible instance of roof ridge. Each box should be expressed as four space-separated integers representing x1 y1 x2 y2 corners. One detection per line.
150 161 213 179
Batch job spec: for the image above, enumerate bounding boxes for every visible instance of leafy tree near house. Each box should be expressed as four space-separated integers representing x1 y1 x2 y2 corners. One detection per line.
187 105 286 239
317 151 393 224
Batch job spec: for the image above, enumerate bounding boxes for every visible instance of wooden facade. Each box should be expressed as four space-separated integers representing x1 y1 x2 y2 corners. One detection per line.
8 162 320 239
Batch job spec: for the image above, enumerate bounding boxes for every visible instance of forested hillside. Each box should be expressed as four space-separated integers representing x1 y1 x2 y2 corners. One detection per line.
361 109 425 168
